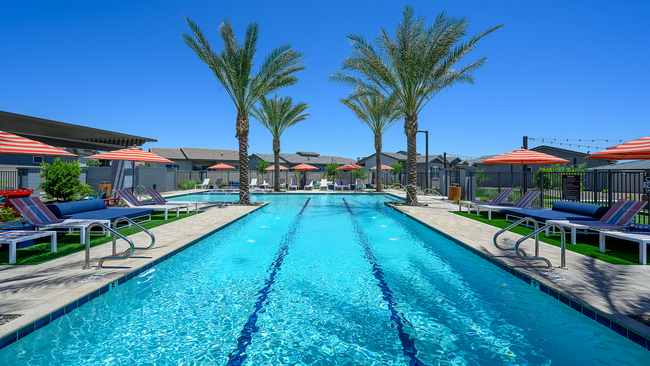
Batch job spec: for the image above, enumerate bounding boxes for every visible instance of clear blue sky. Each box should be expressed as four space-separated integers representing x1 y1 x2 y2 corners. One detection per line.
2 1 648 161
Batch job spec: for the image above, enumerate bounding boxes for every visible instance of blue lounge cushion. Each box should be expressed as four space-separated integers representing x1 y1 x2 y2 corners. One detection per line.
551 201 609 219
503 201 610 223
47 199 106 216
47 201 152 223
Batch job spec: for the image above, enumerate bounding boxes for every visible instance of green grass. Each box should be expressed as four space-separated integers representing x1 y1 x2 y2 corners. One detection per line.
1 211 203 265
454 211 645 265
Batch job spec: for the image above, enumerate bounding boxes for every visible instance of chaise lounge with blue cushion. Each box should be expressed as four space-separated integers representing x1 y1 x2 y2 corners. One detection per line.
503 201 610 224
46 199 153 224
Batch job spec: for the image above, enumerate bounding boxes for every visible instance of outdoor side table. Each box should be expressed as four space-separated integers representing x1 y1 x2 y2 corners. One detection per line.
0 231 57 264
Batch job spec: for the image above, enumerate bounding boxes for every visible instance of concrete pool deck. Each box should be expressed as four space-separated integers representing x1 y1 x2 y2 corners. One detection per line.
1 188 649 350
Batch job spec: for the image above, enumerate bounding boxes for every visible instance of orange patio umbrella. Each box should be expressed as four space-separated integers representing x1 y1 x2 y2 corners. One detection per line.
0 130 76 156
265 165 289 171
208 163 235 170
586 136 650 160
484 149 568 192
292 163 318 171
87 147 174 192
370 164 393 170
336 163 364 171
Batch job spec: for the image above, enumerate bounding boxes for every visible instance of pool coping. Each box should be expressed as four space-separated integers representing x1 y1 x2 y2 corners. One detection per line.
0 203 268 351
384 201 650 352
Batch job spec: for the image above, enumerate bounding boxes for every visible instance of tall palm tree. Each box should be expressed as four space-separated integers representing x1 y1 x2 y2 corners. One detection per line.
251 95 309 192
340 91 401 192
182 16 305 204
330 6 502 205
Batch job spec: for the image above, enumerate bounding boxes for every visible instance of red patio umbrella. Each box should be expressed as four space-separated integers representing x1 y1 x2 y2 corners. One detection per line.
208 163 235 169
265 165 288 171
292 163 318 188
370 164 393 170
484 149 568 193
87 147 174 193
586 136 650 160
0 131 76 156
336 163 364 171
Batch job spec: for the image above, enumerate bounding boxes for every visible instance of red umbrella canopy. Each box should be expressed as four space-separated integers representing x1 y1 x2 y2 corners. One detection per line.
586 136 650 160
208 163 235 170
483 149 569 165
86 147 174 163
265 164 289 171
0 131 76 156
336 163 364 171
370 164 393 170
292 163 318 171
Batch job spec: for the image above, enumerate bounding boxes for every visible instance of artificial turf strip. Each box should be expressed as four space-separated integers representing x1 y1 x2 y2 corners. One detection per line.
453 211 645 266
0 211 203 266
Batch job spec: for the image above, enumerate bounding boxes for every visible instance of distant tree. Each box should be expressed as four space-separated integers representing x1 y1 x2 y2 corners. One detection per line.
255 160 270 175
251 96 309 191
389 162 403 185
183 16 305 204
339 90 401 192
330 6 502 205
325 161 340 180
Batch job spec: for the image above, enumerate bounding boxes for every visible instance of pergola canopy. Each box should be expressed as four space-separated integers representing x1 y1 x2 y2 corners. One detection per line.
0 110 156 151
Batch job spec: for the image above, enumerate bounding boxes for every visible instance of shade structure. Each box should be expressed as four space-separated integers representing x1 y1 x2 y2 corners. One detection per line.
292 163 318 171
586 136 650 160
208 163 235 170
86 147 174 163
265 165 288 171
483 149 569 165
336 163 364 171
370 164 393 170
0 130 76 156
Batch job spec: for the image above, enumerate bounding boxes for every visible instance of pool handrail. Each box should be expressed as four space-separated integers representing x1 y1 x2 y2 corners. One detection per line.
83 221 134 270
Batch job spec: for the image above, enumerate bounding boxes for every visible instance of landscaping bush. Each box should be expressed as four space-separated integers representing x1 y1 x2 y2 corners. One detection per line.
178 179 201 190
38 158 91 202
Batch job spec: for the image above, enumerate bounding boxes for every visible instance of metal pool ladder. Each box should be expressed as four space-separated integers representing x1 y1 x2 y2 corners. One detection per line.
493 217 568 269
83 216 155 270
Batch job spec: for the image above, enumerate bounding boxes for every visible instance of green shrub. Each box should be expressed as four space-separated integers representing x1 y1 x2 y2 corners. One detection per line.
256 160 270 174
0 207 22 223
38 158 88 202
178 179 201 190
352 169 369 180
325 161 340 180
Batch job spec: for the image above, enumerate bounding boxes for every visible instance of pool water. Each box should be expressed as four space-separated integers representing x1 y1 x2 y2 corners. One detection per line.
2 194 647 365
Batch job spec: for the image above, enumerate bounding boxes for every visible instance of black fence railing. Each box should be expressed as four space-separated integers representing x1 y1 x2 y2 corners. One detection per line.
475 170 650 225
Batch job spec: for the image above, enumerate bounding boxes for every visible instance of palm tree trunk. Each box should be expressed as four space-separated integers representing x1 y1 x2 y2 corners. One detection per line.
375 134 382 192
404 115 418 205
237 113 251 204
273 138 281 192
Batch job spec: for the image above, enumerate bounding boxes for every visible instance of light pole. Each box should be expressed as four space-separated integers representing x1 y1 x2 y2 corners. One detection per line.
417 130 429 189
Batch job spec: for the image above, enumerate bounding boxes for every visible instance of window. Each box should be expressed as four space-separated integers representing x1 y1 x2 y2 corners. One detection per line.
32 156 43 164
166 164 180 169
234 165 240 170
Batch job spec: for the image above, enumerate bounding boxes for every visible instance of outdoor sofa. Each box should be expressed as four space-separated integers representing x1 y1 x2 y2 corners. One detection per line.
47 199 153 226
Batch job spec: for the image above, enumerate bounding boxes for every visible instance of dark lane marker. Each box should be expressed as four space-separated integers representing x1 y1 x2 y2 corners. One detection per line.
342 198 426 366
225 198 311 366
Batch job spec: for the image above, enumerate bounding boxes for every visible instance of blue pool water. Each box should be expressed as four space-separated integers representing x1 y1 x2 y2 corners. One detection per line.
2 194 647 365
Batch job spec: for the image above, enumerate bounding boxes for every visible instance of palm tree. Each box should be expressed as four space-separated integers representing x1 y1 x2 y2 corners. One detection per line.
182 16 305 204
330 6 502 205
339 92 401 192
251 96 309 192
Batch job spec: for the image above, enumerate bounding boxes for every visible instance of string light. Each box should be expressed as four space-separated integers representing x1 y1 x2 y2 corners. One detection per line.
528 137 624 151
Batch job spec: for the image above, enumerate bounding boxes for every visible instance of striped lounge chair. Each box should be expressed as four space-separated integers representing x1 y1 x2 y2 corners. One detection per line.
288 179 299 190
304 179 315 190
0 230 57 264
117 190 180 220
279 179 287 189
145 187 200 214
318 179 328 191
459 188 514 214
10 197 110 245
599 231 650 264
547 199 647 245
334 179 350 191
475 190 541 220
355 179 365 191
258 179 270 189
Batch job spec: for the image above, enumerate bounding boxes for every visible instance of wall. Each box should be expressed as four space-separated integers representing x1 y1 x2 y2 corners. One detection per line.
135 167 177 193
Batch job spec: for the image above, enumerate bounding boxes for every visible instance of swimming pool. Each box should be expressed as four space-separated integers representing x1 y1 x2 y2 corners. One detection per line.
1 194 647 365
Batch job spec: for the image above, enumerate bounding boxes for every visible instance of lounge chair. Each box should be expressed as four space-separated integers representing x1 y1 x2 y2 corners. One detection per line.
145 187 200 214
213 178 223 188
250 178 258 187
288 179 299 190
279 179 287 189
474 190 541 220
10 197 110 245
117 190 180 220
304 179 314 190
459 188 514 214
355 179 365 191
547 199 647 244
195 178 211 189
334 179 350 191
599 231 650 264
0 230 57 264
319 179 328 191
258 179 270 189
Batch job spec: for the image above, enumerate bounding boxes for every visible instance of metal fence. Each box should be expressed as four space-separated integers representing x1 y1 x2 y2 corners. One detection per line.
0 170 20 189
475 170 650 225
